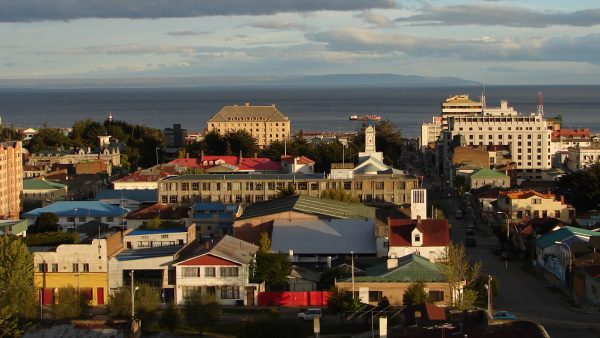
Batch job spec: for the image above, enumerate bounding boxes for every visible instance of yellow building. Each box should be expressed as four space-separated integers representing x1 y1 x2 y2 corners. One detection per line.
0 141 23 220
207 103 291 148
31 230 123 306
497 190 575 223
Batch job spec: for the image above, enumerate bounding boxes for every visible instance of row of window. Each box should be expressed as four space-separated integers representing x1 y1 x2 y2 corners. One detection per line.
67 216 115 223
164 180 405 192
182 266 239 278
180 285 240 299
37 262 90 272
364 290 444 303
162 192 407 205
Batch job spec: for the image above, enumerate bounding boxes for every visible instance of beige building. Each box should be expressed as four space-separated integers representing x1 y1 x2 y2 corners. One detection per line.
567 145 600 172
0 141 23 219
207 103 291 148
441 94 483 129
158 173 418 207
497 190 575 223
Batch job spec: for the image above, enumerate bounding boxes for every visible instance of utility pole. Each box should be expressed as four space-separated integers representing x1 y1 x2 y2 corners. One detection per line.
351 251 355 300
130 271 135 319
487 275 492 316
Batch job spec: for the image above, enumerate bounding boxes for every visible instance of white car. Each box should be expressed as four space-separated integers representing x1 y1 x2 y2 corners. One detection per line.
297 308 322 321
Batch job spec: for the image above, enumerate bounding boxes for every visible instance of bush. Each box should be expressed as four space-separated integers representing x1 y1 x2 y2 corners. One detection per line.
23 232 79 246
54 286 90 319
160 304 181 333
108 287 131 318
183 292 221 335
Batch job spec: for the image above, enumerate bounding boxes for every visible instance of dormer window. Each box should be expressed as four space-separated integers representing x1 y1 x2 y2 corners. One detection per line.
414 234 421 242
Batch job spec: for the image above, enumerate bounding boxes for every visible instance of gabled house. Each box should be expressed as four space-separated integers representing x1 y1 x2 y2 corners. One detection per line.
497 190 575 223
23 201 129 230
190 202 241 239
388 217 450 262
95 189 158 211
173 235 259 306
468 169 510 190
124 203 189 230
335 254 456 306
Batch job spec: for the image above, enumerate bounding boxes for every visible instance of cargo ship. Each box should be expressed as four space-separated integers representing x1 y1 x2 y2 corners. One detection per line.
349 114 382 121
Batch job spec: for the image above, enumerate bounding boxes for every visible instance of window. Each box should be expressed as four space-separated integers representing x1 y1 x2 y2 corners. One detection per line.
428 291 444 302
37 263 47 272
107 217 114 222
83 263 90 272
220 267 239 277
368 291 383 302
205 267 216 277
67 217 75 222
51 264 58 272
183 267 201 277
414 234 421 242
532 198 542 205
555 211 561 218
72 263 79 272
181 183 189 191
181 286 201 299
220 286 240 299
78 216 86 222
161 195 168 203
161 234 169 239
268 182 275 190
192 183 199 190
170 195 177 203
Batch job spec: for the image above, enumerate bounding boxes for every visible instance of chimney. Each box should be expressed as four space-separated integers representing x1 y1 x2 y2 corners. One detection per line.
327 256 332 269
288 249 294 262
253 152 257 159
416 215 422 225
239 150 243 165
387 258 398 270
186 153 189 159
560 195 565 204
204 241 210 249
245 102 250 107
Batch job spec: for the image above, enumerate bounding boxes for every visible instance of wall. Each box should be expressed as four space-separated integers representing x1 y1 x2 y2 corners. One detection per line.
388 246 446 262
335 281 452 306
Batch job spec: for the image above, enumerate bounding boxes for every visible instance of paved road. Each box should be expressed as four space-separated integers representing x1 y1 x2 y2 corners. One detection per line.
436 193 600 338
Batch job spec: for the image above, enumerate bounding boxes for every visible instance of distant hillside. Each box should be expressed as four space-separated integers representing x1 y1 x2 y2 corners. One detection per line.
0 73 481 89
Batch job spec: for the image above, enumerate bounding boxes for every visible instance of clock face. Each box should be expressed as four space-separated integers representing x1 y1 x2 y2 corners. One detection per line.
368 136 373 144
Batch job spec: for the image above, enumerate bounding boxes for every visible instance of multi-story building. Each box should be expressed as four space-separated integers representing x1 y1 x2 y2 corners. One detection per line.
158 172 418 207
443 113 552 179
22 179 68 207
206 103 291 148
440 94 483 129
567 145 600 172
420 116 442 152
124 226 195 250
0 141 23 219
31 229 124 305
497 190 575 223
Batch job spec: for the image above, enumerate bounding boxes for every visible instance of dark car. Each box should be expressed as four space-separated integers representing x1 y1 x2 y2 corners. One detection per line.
501 251 511 260
465 237 477 247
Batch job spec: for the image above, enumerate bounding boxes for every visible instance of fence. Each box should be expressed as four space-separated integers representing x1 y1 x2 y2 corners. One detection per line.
257 291 332 307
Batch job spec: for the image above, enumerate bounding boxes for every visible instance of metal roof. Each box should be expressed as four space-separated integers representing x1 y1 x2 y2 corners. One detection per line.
164 173 326 181
470 169 509 179
128 227 188 236
177 235 258 265
95 189 158 202
23 179 67 190
115 245 184 261
343 254 445 283
271 218 376 255
238 195 376 220
536 226 600 249
23 201 130 218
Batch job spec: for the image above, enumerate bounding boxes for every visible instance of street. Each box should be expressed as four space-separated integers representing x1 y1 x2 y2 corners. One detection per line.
436 193 600 338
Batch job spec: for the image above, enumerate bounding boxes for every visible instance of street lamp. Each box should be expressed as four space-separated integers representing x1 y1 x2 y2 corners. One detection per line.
130 271 139 319
350 251 355 300
74 208 79 231
496 211 510 241
155 147 161 166
554 241 577 305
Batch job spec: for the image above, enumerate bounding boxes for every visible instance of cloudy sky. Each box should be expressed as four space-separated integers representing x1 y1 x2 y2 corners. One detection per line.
1 0 599 85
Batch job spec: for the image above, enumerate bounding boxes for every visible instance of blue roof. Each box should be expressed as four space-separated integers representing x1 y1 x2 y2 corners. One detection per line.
115 245 184 261
193 202 228 212
95 189 158 202
128 227 188 236
22 201 130 218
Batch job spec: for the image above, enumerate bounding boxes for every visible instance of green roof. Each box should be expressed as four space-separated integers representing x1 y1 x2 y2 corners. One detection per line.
238 194 376 220
343 254 446 283
536 226 600 249
470 169 508 179
0 219 28 235
23 179 67 190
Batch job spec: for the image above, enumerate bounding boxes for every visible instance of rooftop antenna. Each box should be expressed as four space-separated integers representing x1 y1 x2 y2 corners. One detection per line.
537 92 544 116
481 83 487 109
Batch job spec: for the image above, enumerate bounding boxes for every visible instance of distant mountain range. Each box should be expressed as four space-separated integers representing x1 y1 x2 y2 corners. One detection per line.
0 73 481 89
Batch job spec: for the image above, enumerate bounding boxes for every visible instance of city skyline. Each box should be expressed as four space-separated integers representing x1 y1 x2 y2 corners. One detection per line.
1 0 599 85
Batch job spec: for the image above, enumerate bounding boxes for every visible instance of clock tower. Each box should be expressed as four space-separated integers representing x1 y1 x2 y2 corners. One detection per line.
365 125 376 153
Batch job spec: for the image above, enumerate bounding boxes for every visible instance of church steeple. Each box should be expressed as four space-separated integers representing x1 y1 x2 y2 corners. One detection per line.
365 125 376 153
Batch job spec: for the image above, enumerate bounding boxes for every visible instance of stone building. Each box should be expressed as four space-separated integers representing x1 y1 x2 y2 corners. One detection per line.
207 103 291 148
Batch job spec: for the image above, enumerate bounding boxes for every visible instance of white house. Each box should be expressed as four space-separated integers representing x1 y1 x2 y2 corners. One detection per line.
388 217 450 262
173 235 259 306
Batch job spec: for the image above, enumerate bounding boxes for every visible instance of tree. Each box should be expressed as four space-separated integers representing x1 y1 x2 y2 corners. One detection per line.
470 275 499 307
53 286 90 319
258 231 271 254
203 131 226 155
27 128 71 153
70 119 107 147
320 189 359 204
318 267 351 290
327 288 361 323
107 287 131 318
183 291 221 336
32 212 59 233
402 281 430 306
135 284 161 325
276 185 297 198
0 236 37 321
436 243 481 310
252 252 292 290
224 130 259 157
558 162 600 213
160 304 181 333
0 126 23 142
0 307 22 338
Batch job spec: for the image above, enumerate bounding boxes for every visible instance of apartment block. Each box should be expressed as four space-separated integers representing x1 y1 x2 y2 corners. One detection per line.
0 141 23 219
206 103 291 148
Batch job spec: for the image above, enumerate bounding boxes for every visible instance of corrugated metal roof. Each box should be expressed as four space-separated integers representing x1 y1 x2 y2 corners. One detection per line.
95 189 157 202
164 173 326 181
128 227 188 236
177 235 258 265
536 226 600 249
343 254 445 283
115 245 184 261
238 195 376 220
271 218 376 255
470 169 509 179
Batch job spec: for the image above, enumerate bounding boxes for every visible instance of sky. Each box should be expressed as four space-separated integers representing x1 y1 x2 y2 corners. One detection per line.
1 0 599 85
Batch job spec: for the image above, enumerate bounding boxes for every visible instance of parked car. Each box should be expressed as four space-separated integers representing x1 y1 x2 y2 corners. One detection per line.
465 237 477 247
455 209 464 219
493 311 517 320
500 251 511 260
297 308 322 321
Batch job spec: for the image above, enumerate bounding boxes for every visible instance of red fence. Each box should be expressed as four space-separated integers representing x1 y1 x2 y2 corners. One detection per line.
257 291 332 307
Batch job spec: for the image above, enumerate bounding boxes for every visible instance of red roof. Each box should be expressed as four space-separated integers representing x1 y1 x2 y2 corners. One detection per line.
281 155 315 165
115 167 177 183
168 155 281 171
178 254 239 266
551 128 590 141
388 218 450 247
126 203 189 220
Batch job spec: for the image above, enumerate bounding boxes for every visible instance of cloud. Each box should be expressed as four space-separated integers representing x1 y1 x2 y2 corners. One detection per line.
246 19 315 31
396 4 600 27
355 11 394 27
166 31 209 37
45 44 201 57
486 66 517 72
306 28 600 64
0 0 395 22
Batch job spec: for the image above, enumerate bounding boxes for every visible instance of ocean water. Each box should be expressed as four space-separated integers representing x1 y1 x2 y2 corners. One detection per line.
0 85 598 137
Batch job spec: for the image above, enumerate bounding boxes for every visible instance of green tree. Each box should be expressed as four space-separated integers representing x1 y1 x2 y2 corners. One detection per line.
53 286 90 319
32 212 59 233
453 175 467 196
276 185 297 198
0 236 37 321
224 130 259 157
351 121 402 166
203 131 226 155
470 275 499 307
252 252 292 290
183 292 221 336
558 162 600 213
402 281 430 306
70 119 107 147
0 126 23 142
0 307 22 338
135 284 161 325
27 128 71 153
160 304 181 333
258 231 271 254
107 287 131 318
327 288 361 323
436 243 481 310
320 188 359 204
